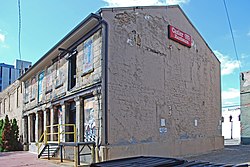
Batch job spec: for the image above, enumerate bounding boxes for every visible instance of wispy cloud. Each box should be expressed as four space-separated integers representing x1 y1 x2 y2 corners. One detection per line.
222 88 240 107
166 0 189 5
0 33 5 43
247 31 250 37
214 50 240 76
101 0 189 7
241 53 249 59
222 88 239 100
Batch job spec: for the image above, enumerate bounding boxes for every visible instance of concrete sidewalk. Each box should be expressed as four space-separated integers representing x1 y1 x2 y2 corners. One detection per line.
0 151 62 167
183 144 250 165
2 144 250 167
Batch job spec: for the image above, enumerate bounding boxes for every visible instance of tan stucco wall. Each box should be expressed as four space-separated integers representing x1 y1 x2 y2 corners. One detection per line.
0 80 23 138
102 6 222 159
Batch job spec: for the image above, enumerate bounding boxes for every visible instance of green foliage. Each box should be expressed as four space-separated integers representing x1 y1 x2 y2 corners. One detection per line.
2 115 11 151
0 119 4 152
1 115 22 151
10 118 21 150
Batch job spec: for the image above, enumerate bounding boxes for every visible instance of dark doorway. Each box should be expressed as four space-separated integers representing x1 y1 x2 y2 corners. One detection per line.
30 113 36 142
53 107 59 141
66 101 76 142
38 111 44 141
46 109 51 141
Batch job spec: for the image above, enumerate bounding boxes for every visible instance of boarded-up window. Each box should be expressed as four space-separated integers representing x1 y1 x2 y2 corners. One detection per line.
38 71 44 102
30 77 36 100
24 81 29 103
83 37 94 74
46 66 53 92
55 59 65 88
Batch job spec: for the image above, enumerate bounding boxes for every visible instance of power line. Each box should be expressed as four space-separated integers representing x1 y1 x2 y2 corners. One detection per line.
223 0 241 71
18 0 22 60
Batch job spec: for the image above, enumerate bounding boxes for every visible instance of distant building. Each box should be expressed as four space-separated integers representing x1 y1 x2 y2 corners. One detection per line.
222 107 240 141
0 60 31 92
0 80 23 140
240 71 250 144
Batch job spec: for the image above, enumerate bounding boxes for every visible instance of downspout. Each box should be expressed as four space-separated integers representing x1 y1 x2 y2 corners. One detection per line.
100 18 109 161
101 19 109 146
94 16 109 162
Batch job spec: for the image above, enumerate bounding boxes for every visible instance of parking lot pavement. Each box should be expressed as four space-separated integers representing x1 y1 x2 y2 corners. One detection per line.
183 144 250 165
2 144 250 167
0 151 61 167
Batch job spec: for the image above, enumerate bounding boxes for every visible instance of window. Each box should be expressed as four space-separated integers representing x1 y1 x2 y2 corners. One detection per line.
0 66 2 78
68 50 77 90
30 77 36 100
83 37 94 75
38 71 44 102
3 99 5 114
9 68 11 81
17 86 20 107
24 81 29 103
54 59 65 88
46 66 53 93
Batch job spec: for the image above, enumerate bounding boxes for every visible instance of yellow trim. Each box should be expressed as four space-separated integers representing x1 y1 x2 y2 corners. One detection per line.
37 130 46 154
38 124 76 154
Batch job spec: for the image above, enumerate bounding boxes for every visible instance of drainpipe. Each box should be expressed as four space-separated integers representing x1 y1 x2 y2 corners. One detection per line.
101 19 109 146
95 17 109 162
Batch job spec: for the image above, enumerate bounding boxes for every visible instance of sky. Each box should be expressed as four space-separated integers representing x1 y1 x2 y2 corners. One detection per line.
0 0 249 108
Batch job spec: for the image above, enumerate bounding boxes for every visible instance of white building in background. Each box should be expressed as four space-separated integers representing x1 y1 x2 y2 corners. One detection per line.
0 60 31 92
222 107 241 140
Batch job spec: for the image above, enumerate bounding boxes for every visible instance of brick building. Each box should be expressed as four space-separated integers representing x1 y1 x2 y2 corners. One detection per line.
20 5 223 161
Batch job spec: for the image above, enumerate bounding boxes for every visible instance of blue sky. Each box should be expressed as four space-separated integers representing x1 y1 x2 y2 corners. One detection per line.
0 0 248 107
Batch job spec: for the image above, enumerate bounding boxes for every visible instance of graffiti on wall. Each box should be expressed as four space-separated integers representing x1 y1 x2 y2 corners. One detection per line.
84 97 96 142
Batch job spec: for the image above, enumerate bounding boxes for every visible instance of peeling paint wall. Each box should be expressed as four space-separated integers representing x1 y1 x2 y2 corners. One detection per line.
23 30 102 113
240 71 250 144
102 6 222 158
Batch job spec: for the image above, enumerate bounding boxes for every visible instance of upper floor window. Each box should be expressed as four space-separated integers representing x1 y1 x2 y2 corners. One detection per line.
46 66 53 93
30 77 36 100
55 58 65 89
24 81 29 103
38 71 45 102
83 37 94 75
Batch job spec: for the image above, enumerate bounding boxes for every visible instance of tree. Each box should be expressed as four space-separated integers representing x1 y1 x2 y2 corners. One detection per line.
0 119 4 151
2 115 11 151
10 118 21 150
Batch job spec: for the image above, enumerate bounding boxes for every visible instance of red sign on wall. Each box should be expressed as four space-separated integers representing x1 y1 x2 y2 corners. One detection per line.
168 25 192 48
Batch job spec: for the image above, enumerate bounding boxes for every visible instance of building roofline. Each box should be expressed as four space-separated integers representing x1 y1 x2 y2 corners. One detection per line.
98 5 220 64
0 63 15 68
173 5 220 64
97 5 179 12
19 13 101 81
